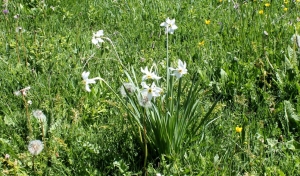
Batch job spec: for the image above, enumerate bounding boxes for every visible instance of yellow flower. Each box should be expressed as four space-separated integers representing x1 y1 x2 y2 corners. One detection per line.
236 126 242 133
205 19 211 25
219 0 223 2
284 7 288 12
198 41 205 47
259 10 264 14
284 0 288 4
265 3 270 7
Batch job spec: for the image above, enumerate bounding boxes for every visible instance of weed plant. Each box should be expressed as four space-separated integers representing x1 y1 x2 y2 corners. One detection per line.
1 0 300 175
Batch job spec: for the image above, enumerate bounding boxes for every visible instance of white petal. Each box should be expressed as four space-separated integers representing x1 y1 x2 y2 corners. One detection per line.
82 71 90 80
85 84 91 92
166 18 171 24
92 38 98 45
160 22 167 27
95 30 104 37
141 82 149 89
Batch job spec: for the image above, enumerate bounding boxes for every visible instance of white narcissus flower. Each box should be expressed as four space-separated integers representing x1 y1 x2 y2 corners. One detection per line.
141 66 161 81
141 82 162 101
169 59 188 78
82 71 102 92
160 17 178 34
92 30 104 46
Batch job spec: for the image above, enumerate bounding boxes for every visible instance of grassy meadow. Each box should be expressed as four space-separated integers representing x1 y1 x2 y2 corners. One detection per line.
1 0 300 175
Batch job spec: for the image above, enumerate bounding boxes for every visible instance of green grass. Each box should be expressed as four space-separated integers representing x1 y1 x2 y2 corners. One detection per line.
1 0 300 175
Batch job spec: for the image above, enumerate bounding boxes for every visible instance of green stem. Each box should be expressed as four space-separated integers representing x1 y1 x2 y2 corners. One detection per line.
142 109 148 176
23 95 32 139
176 78 182 120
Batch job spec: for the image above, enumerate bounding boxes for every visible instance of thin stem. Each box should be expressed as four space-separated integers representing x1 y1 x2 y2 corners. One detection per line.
20 32 27 67
23 95 32 139
142 109 148 176
16 32 20 64
102 37 127 71
176 78 182 120
40 121 45 142
32 155 35 171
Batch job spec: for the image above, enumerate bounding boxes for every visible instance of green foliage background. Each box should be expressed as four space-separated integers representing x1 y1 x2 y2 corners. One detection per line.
1 0 300 175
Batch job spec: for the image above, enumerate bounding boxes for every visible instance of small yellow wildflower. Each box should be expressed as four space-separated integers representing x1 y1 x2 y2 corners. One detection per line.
259 10 264 14
219 0 223 2
284 0 288 4
205 19 211 25
236 126 242 133
265 3 270 7
198 41 205 47
284 7 288 12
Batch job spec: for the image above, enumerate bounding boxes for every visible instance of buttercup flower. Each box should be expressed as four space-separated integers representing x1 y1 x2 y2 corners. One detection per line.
169 59 188 78
32 110 46 122
141 66 161 81
141 82 162 101
82 71 102 92
236 126 242 133
92 30 104 46
265 3 270 7
259 10 264 14
160 17 178 34
28 140 44 155
198 41 205 47
205 19 211 25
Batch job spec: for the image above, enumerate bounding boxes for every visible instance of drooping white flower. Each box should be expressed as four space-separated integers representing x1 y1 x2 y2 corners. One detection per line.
120 82 136 97
32 110 46 122
82 71 102 92
92 30 104 46
141 66 161 81
169 59 188 78
28 140 44 155
160 17 178 34
138 94 152 108
141 82 162 101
